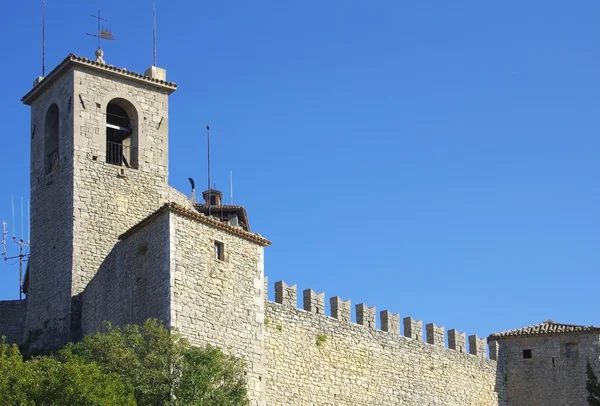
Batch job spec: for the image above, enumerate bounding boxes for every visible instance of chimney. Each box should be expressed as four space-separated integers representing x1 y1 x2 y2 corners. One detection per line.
144 66 167 82
202 189 223 206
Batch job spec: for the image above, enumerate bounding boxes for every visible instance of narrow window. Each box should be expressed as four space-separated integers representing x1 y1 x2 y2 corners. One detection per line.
214 241 224 261
44 104 59 174
566 343 579 359
106 99 138 168
523 349 532 359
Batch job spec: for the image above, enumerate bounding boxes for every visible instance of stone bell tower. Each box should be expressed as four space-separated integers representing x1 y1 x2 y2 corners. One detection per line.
21 53 177 349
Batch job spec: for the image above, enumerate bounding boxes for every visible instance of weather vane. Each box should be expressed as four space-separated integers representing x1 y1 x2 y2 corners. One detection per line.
86 9 115 64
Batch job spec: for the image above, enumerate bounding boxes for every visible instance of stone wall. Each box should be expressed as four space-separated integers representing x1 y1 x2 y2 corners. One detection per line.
168 186 195 209
26 71 76 348
23 62 175 350
81 210 170 334
495 333 600 406
170 211 267 406
265 282 505 406
72 66 171 297
0 300 26 345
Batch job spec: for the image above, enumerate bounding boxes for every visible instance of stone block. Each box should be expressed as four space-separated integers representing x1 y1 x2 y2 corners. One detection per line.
489 339 499 361
274 281 297 308
303 289 325 315
448 329 467 353
356 303 376 329
330 296 351 322
403 317 423 341
426 323 445 347
380 310 400 334
469 335 487 359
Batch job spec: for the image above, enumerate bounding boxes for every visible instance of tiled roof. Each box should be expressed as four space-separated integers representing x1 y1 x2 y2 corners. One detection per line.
22 53 177 104
488 320 600 340
194 204 250 231
119 202 271 246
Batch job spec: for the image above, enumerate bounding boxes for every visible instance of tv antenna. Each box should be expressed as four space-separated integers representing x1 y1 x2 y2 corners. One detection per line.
42 0 46 76
207 124 212 216
230 170 233 204
2 197 30 300
86 10 115 63
153 0 157 66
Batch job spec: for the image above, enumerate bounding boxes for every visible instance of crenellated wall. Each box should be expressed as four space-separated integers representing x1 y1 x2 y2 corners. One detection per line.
265 281 505 406
0 300 26 345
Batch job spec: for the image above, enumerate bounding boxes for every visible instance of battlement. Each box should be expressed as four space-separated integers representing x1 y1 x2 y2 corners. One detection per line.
269 280 490 359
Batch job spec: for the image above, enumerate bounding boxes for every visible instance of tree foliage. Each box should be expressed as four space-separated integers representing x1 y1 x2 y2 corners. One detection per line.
0 319 249 406
0 338 134 405
587 361 600 406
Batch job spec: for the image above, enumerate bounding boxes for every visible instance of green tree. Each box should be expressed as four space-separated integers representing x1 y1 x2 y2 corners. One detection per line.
58 319 249 406
587 361 600 406
0 337 135 406
177 344 249 405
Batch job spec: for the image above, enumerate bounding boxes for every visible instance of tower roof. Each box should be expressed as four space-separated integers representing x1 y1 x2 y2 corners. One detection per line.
22 54 177 105
488 320 600 340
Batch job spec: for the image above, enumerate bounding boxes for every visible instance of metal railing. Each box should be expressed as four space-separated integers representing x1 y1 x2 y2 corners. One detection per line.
106 141 135 168
46 148 59 173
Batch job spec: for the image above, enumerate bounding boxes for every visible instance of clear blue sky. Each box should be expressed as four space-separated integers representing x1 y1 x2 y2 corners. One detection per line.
1 0 599 340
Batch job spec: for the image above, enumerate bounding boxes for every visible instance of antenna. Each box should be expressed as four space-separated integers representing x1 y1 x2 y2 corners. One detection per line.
230 170 233 204
42 0 46 76
207 125 211 216
27 199 30 244
153 0 157 66
11 195 15 238
1 221 7 259
21 197 24 241
3 197 30 300
86 10 115 62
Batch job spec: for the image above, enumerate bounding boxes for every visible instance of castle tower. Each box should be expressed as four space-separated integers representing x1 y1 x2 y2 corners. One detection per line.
489 320 600 406
21 54 176 348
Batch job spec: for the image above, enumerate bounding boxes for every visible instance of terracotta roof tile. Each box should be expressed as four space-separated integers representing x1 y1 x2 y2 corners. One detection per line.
23 53 177 104
194 204 250 231
119 202 271 246
488 320 600 340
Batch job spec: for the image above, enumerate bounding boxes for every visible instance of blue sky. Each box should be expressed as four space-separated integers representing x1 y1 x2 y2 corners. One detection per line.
0 0 599 340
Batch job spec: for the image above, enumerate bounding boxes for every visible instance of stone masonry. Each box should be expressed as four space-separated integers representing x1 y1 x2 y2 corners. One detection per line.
0 52 597 406
21 55 176 350
265 283 503 406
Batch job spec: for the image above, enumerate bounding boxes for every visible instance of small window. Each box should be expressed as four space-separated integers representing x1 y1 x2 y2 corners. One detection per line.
523 349 532 359
210 195 217 205
566 343 579 359
44 104 60 174
214 241 224 261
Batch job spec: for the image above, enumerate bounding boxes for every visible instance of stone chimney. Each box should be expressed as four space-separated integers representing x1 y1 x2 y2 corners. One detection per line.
202 189 223 206
144 66 167 81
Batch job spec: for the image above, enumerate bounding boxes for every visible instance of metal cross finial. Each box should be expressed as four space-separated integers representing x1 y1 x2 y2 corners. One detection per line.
86 10 115 63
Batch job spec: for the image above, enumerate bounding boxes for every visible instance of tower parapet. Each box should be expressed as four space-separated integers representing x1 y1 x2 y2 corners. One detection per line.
426 322 445 347
380 310 400 334
274 281 296 308
404 317 424 341
330 296 351 322
303 289 325 315
469 335 487 358
356 303 376 329
448 329 467 353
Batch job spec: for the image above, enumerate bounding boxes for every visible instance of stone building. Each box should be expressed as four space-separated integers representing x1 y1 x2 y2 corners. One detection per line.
0 51 597 405
489 320 600 406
